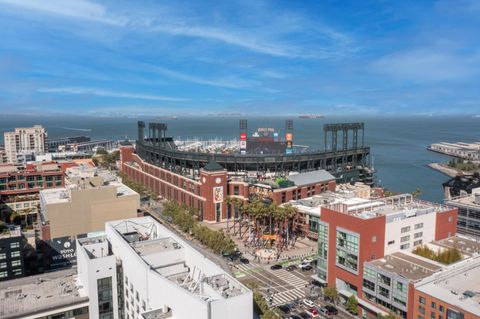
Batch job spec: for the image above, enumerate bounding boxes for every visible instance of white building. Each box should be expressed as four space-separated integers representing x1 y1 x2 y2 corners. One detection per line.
77 216 253 319
3 125 47 163
445 187 480 238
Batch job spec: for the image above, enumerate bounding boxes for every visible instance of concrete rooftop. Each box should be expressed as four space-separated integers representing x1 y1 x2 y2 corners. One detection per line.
0 269 88 319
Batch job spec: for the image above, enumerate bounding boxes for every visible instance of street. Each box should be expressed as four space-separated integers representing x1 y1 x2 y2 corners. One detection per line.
233 260 356 319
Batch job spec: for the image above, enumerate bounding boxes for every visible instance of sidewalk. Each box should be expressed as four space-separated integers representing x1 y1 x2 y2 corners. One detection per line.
202 220 318 264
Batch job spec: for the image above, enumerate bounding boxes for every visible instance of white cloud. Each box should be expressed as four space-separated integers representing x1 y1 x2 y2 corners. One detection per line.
0 0 351 58
37 87 190 102
0 0 125 25
150 65 256 89
372 49 480 82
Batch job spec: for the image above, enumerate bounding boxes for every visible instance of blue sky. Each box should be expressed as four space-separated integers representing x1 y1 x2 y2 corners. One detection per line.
0 0 479 116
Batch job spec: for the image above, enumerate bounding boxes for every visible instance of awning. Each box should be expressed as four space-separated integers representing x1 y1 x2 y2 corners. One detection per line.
357 299 389 316
310 274 327 284
338 289 354 298
338 290 388 316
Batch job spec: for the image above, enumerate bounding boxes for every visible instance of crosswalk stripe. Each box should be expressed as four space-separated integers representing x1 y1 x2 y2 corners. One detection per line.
267 270 307 288
272 288 305 306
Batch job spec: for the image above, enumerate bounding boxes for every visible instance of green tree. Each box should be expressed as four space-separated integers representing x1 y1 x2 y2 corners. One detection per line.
346 294 359 315
412 245 462 264
323 286 340 305
411 187 422 198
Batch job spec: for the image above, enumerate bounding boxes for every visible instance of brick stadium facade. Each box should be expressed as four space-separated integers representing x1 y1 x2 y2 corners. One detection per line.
119 145 336 223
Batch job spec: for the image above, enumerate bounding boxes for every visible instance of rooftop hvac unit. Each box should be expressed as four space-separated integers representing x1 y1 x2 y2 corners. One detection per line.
474 193 480 205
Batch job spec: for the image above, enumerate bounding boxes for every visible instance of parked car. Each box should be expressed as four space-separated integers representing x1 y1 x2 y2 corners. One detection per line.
286 316 302 319
303 298 315 308
239 257 250 264
299 312 312 319
270 264 282 270
302 257 314 264
319 306 333 316
286 264 297 271
278 304 292 314
325 305 338 315
299 262 310 269
301 265 313 271
306 307 319 317
310 279 323 287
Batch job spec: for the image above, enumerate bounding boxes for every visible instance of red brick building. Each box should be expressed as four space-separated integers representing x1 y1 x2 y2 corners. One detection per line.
119 145 336 222
315 194 459 318
0 162 65 195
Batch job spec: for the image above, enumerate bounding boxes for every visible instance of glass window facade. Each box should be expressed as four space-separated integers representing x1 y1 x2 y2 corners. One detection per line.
97 277 113 319
336 229 359 273
317 222 329 280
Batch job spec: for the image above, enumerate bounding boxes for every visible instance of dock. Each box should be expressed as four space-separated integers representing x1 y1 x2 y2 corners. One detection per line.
428 141 480 161
427 163 460 177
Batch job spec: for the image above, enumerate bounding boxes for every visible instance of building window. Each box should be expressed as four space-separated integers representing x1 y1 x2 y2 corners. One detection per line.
0 262 6 269
419 296 426 304
388 240 395 245
431 313 436 319
363 279 375 291
11 260 21 267
97 277 113 319
10 242 20 249
281 192 286 203
0 253 6 260
0 271 7 278
401 235 410 242
414 232 423 239
372 235 377 243
379 286 390 298
419 306 425 315
335 229 359 273
415 223 424 229
414 240 423 246
317 222 329 280
439 305 444 313
10 251 20 258
377 273 391 286
446 309 464 319
400 243 410 250
401 226 411 233
234 186 239 196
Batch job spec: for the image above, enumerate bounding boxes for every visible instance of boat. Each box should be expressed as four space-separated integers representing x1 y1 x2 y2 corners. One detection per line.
298 114 324 119
157 116 178 120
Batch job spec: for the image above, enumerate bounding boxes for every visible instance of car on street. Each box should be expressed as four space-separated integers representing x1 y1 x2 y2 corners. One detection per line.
303 298 315 308
301 265 313 271
270 264 282 270
285 315 302 319
239 257 249 264
299 312 312 319
306 307 319 317
325 305 338 315
278 304 291 314
302 257 314 264
299 262 310 269
310 279 323 287
319 306 333 316
286 264 297 271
